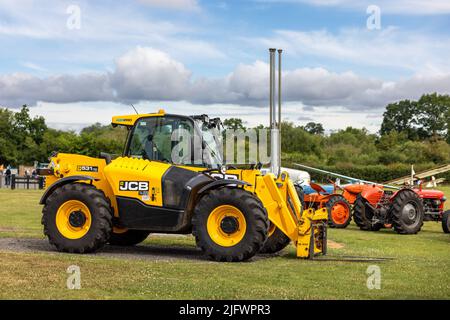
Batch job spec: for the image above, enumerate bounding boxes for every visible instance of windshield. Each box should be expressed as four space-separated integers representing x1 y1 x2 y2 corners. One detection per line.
125 115 223 168
126 116 194 164
196 119 223 167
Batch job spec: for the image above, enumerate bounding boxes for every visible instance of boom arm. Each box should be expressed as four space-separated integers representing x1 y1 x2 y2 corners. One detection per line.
255 171 328 258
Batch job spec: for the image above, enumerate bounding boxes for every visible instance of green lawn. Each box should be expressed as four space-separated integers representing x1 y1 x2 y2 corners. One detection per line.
0 188 449 300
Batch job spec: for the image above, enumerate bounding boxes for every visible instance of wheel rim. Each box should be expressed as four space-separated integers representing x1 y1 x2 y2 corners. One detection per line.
401 203 418 225
56 200 92 239
331 202 350 225
267 222 276 237
113 226 128 234
207 205 246 247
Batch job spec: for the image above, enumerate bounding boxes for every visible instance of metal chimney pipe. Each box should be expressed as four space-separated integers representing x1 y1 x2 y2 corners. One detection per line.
277 49 282 174
269 49 276 128
269 48 279 176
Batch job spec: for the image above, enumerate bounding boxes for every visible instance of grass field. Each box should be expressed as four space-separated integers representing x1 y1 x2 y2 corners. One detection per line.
0 187 449 300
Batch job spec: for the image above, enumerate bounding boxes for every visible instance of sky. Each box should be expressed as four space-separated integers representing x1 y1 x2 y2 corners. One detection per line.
1 0 450 132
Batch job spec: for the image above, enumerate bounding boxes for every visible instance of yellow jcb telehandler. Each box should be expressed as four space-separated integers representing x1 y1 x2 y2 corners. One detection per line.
37 49 327 262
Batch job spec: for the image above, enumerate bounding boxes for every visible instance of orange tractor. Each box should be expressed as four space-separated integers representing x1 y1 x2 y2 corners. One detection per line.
300 182 371 229
295 163 448 234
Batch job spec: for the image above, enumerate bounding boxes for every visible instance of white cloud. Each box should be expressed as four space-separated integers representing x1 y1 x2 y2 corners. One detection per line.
0 0 222 64
2 46 450 113
274 0 450 15
21 62 48 73
138 0 200 11
0 72 112 107
252 27 450 73
110 47 192 101
29 100 383 133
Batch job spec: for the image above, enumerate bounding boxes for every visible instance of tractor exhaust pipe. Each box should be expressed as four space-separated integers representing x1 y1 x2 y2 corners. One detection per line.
269 48 281 176
278 49 282 175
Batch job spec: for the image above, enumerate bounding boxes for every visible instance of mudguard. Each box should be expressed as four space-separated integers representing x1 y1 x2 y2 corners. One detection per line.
197 179 251 194
360 185 384 205
39 175 98 204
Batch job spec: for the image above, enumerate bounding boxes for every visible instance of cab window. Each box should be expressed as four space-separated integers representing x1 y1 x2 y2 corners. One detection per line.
127 116 195 164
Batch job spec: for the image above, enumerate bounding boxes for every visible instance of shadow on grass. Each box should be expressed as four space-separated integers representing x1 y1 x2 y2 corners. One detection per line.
0 237 276 263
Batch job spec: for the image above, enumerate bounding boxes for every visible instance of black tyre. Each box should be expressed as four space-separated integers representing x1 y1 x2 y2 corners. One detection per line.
391 189 424 234
108 229 150 246
260 224 290 254
441 211 450 234
326 195 351 228
42 183 113 253
353 195 380 231
295 185 306 214
192 188 269 262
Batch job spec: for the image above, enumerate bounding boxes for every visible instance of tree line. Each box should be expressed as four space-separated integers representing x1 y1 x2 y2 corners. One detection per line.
0 107 127 166
0 93 449 181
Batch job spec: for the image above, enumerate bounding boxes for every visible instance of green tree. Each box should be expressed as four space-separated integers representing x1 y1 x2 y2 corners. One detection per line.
380 100 419 139
416 93 450 139
302 122 324 135
223 118 246 131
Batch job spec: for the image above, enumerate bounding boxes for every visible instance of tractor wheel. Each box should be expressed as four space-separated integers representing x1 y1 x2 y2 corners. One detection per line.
326 195 351 228
108 228 150 246
441 211 450 234
42 183 112 253
192 188 269 262
295 185 306 214
390 189 424 234
353 195 379 231
259 223 290 254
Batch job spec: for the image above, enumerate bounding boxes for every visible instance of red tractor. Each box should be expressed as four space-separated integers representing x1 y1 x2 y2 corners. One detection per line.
353 185 447 234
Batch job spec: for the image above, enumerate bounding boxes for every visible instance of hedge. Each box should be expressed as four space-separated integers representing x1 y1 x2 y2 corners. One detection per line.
283 162 450 184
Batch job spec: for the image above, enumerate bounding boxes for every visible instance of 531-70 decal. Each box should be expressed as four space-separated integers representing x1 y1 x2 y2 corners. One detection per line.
77 165 98 173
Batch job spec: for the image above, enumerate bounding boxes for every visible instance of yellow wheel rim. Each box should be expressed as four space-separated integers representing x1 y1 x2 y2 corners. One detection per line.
267 222 276 237
207 205 247 247
56 200 92 239
113 226 128 234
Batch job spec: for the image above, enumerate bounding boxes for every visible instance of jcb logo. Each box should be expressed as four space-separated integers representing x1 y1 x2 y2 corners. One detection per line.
210 173 238 180
119 181 149 191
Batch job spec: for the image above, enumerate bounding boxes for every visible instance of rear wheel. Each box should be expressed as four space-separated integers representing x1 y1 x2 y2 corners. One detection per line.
260 223 290 254
326 195 351 228
391 190 424 234
193 188 269 262
108 228 150 246
442 211 450 233
42 183 112 253
295 185 306 213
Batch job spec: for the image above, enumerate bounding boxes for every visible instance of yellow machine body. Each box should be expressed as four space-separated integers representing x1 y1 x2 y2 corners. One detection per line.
43 160 326 258
41 111 327 259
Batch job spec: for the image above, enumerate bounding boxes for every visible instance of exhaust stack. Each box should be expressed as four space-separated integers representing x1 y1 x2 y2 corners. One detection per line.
269 48 282 176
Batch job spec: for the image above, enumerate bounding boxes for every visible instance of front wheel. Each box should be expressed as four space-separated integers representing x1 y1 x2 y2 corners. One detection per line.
442 211 450 234
192 188 269 262
326 195 351 228
42 183 113 253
